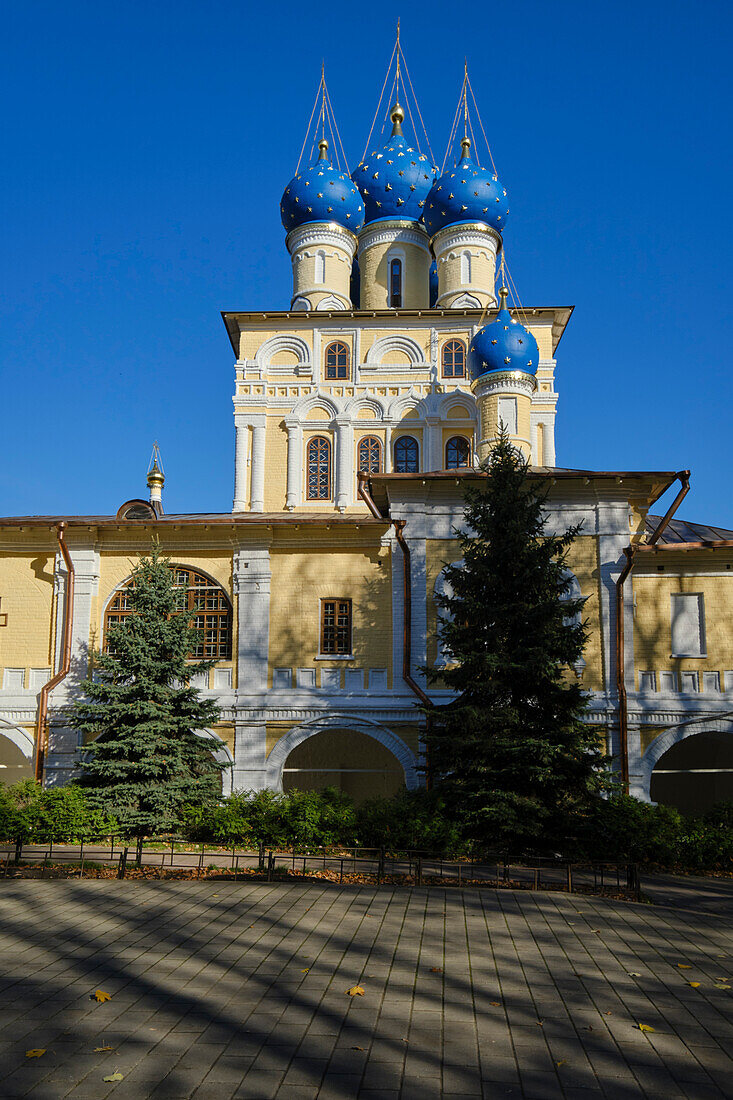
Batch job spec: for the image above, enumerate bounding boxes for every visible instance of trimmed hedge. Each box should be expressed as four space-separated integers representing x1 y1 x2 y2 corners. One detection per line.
0 780 115 842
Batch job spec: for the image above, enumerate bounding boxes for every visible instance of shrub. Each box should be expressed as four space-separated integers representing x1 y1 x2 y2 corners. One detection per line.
0 780 116 842
182 787 356 850
356 788 465 855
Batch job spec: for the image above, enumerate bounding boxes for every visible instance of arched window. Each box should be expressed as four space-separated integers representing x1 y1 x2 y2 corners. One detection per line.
442 340 466 379
325 341 350 380
445 436 470 469
307 436 331 499
389 258 402 308
315 250 326 284
394 435 419 473
104 567 232 659
358 435 382 474
460 250 471 284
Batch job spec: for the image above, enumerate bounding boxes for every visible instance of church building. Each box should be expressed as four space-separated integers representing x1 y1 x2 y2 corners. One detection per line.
1 65 732 815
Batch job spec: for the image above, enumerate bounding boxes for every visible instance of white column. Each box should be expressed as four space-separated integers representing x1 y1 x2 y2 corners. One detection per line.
233 545 272 695
335 417 353 512
250 416 267 513
285 418 303 511
233 418 250 512
426 417 442 471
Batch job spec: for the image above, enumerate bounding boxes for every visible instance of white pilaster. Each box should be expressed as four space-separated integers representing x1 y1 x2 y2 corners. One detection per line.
233 545 272 694
232 721 268 791
335 416 353 512
426 417 442 471
250 416 267 513
285 418 303 511
233 417 250 512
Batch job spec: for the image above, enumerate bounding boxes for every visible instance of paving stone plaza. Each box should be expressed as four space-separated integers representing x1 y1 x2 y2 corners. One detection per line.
1 880 732 1099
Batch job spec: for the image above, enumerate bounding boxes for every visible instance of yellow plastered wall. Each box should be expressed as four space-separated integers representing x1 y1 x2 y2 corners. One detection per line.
439 249 496 306
359 240 431 310
632 567 733 684
238 329 314 363
268 546 392 686
476 391 533 460
0 551 56 679
360 327 431 364
262 418 290 512
424 535 604 691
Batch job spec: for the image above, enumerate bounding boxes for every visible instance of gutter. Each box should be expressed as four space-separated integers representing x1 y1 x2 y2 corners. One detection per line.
35 523 75 782
615 471 690 790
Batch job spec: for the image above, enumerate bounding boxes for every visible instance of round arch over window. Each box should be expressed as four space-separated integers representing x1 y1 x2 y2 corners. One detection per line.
104 567 232 659
358 435 382 474
442 339 466 379
394 435 419 472
446 435 470 469
307 435 332 499
325 341 349 380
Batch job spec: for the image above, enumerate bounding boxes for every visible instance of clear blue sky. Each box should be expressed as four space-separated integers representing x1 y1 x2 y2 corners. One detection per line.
2 1 731 523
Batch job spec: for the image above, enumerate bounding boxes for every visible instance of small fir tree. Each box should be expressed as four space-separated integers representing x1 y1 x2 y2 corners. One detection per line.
425 431 608 853
69 545 227 840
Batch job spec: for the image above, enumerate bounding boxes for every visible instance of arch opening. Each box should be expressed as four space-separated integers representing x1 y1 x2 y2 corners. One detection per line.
281 728 406 803
650 730 733 815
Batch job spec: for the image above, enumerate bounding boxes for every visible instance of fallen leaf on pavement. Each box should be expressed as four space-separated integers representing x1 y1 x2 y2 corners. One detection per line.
25 1049 46 1058
489 1001 501 1007
92 990 112 1003
676 964 691 970
714 983 731 990
634 1024 655 1033
300 969 309 973
430 967 443 973
351 1045 365 1051
536 1020 544 1027
103 1072 124 1082
93 1046 114 1052
591 929 601 934
688 982 701 988
346 985 365 997
628 972 642 977
556 1060 566 1067
604 1011 613 1016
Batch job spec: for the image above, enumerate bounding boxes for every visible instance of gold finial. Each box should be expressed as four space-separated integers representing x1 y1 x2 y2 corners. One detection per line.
460 135 471 160
318 138 329 161
498 286 509 309
390 102 404 136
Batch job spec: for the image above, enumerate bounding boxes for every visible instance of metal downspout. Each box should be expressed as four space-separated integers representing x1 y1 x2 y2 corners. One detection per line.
35 523 75 782
615 471 690 791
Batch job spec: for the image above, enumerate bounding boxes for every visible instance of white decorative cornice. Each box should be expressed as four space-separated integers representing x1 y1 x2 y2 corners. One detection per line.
431 223 503 254
471 370 537 397
286 223 357 257
357 221 431 257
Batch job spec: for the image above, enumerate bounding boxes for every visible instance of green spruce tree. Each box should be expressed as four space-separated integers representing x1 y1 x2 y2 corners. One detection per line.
69 545 227 841
425 432 608 853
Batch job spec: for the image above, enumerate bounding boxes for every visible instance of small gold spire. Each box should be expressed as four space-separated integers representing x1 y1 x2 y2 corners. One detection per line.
460 135 471 160
390 102 404 137
318 138 329 161
498 286 509 309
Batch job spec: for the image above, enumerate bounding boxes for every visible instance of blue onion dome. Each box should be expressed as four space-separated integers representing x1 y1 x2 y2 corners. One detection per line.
424 136 509 238
468 287 539 380
281 139 364 234
352 103 436 225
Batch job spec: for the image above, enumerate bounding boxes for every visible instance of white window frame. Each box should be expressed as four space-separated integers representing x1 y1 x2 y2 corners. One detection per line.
670 592 706 657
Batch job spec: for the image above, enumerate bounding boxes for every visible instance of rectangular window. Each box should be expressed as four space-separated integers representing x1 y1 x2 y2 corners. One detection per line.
320 598 352 655
638 671 656 692
497 397 518 435
670 593 705 656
